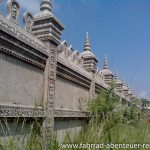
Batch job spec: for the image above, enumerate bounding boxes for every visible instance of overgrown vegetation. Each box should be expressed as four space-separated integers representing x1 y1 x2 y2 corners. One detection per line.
0 85 150 150
67 84 149 150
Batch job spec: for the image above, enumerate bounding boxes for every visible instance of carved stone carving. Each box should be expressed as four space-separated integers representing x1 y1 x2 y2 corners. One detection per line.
78 55 84 67
68 47 74 60
6 0 20 24
94 69 108 88
61 42 68 57
0 105 44 118
58 41 85 68
0 104 92 119
73 50 79 63
89 78 96 101
23 11 33 32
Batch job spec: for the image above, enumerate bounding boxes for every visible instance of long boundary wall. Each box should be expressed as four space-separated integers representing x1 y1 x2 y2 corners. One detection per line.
0 1 131 148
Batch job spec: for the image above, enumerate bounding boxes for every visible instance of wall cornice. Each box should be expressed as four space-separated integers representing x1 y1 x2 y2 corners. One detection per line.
0 104 44 118
0 15 47 53
57 62 91 89
0 18 49 68
0 105 90 118
54 108 90 118
57 56 92 88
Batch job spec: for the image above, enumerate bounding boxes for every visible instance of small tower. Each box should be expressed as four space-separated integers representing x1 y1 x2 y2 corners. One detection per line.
131 94 137 101
81 32 98 73
128 85 133 100
114 68 122 93
32 0 64 45
32 1 64 149
122 78 129 97
102 55 113 84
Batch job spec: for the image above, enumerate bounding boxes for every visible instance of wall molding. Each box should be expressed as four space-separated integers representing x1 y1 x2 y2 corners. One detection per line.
0 29 48 69
0 104 44 118
0 105 90 118
54 108 90 118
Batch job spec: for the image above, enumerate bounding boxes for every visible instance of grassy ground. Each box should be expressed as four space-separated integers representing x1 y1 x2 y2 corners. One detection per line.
0 117 150 150
63 117 150 150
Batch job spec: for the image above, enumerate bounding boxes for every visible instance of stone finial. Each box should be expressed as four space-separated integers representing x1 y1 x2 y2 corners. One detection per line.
122 77 129 95
33 0 64 45
114 68 119 80
102 55 113 84
103 54 109 69
128 85 133 96
84 32 91 51
6 0 20 24
40 0 52 12
122 77 125 86
81 32 98 73
23 12 33 32
114 68 122 92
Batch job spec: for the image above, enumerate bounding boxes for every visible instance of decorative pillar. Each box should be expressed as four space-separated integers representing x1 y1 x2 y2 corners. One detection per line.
89 77 96 101
32 0 64 149
42 43 57 149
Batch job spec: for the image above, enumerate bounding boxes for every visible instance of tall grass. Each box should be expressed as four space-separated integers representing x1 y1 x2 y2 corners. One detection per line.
0 85 149 150
64 84 150 150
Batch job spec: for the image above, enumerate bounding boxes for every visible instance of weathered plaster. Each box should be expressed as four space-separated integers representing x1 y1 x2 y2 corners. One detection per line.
0 52 44 106
55 76 90 110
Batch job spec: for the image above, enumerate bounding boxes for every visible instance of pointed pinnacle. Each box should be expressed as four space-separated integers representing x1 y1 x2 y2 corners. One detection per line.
103 54 109 69
122 76 126 86
114 68 119 80
84 32 91 51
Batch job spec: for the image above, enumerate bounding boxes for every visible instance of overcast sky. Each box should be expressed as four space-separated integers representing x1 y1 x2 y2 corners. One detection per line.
1 0 150 99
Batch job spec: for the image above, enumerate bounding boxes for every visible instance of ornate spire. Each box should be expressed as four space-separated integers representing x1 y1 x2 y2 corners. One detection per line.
122 77 125 86
103 54 109 69
114 68 119 80
84 32 91 51
40 0 52 12
33 0 64 45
